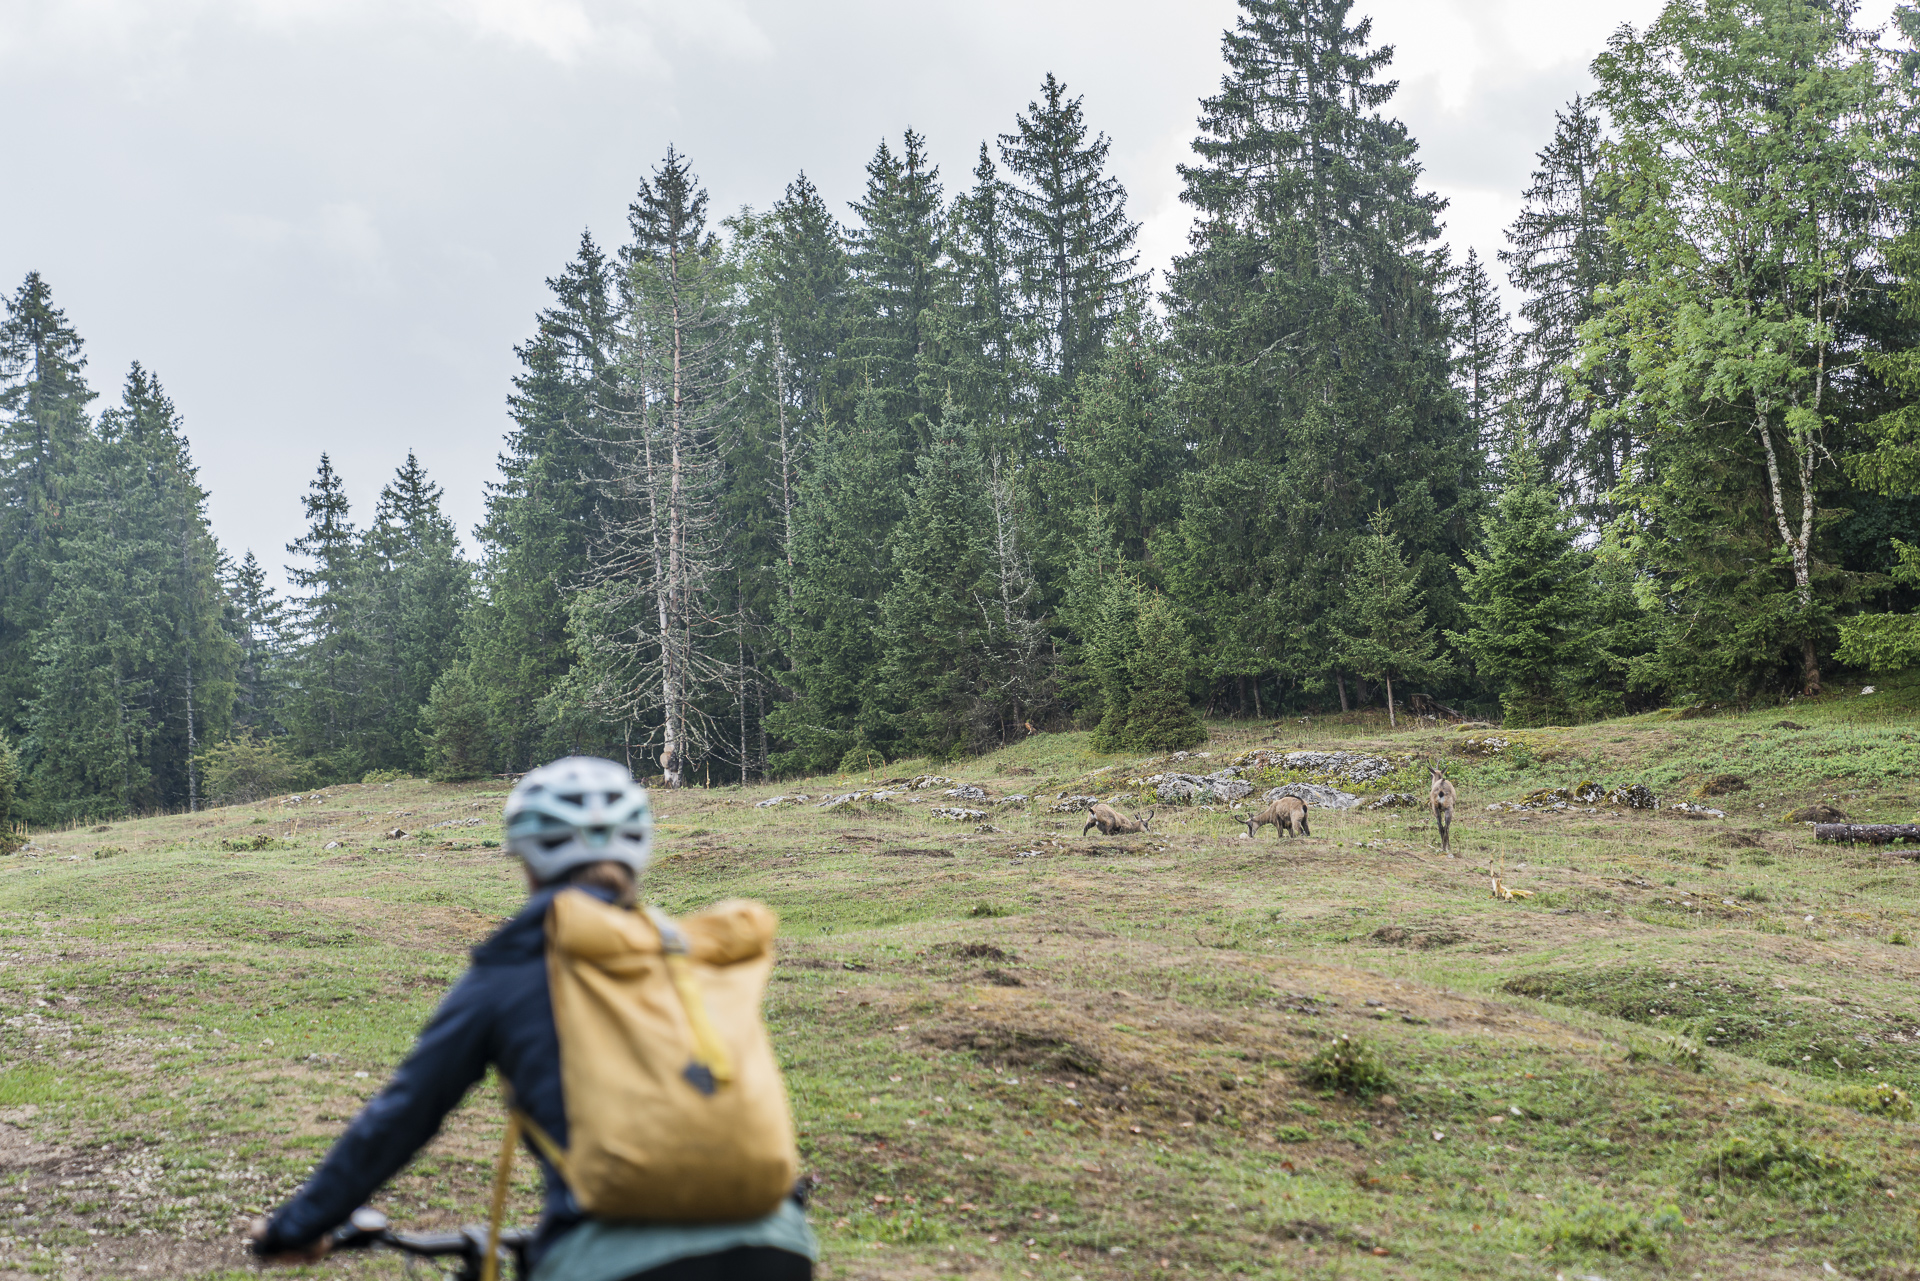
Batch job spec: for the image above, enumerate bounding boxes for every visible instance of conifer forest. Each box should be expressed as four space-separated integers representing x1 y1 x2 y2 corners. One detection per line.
6 0 1920 828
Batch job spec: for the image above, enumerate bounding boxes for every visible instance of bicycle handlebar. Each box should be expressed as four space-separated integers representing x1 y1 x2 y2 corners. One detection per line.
328 1208 531 1279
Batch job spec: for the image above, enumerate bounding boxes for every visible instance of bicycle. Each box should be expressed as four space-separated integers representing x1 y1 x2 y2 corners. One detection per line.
329 1206 531 1280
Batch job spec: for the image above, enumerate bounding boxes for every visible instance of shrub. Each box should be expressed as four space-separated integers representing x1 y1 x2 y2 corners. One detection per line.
1541 1201 1684 1260
1301 1034 1393 1098
199 733 304 806
1706 1133 1857 1192
1828 1082 1915 1121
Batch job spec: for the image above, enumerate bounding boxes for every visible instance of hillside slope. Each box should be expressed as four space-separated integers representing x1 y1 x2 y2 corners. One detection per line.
4 687 1920 1279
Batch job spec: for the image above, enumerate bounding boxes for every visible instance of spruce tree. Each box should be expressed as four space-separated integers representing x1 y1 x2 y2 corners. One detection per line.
997 74 1144 421
284 454 370 777
28 366 235 817
847 131 948 455
941 145 1025 459
226 550 290 737
1163 0 1475 711
362 452 471 772
467 231 622 772
769 388 908 773
1081 571 1143 752
875 420 996 759
1450 458 1583 725
0 731 19 851
0 272 95 741
1445 247 1515 455
1332 510 1446 728
1122 593 1207 751
1501 96 1626 516
723 174 857 779
423 661 492 781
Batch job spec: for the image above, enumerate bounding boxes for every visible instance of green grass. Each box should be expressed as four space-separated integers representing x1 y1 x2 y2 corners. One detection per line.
7 690 1920 1277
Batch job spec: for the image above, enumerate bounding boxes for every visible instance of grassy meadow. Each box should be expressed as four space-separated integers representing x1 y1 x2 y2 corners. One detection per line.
5 679 1920 1279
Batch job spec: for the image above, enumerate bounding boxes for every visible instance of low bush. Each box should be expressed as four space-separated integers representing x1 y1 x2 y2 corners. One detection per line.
199 733 305 806
1301 1034 1393 1099
1540 1201 1685 1260
1705 1133 1858 1192
1828 1082 1915 1121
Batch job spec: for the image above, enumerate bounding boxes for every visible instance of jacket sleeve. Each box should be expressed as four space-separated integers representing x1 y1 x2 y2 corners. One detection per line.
261 968 497 1250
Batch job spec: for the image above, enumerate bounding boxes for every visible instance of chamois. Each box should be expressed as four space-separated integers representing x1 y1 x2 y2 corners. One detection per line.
1242 794 1310 839
1429 762 1456 853
1083 803 1152 837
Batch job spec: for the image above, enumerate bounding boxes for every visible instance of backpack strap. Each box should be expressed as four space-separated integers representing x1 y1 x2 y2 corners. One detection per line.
644 906 736 1094
484 1099 571 1281
482 1109 521 1281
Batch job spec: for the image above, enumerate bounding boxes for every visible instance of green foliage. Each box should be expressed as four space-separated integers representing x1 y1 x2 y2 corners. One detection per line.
360 452 472 774
1301 1033 1393 1099
1835 540 1920 672
465 231 621 774
1122 595 1206 752
25 364 237 821
422 662 492 783
771 389 909 775
282 453 370 780
0 732 19 853
996 72 1145 415
1540 1201 1684 1260
1161 0 1479 709
1452 461 1583 725
199 733 304 807
1588 0 1913 698
1828 1082 1915 1122
1332 511 1448 727
1503 95 1627 517
1706 1132 1858 1193
0 272 97 745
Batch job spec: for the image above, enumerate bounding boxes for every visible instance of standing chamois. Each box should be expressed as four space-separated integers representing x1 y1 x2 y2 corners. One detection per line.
1241 794 1310 839
1083 803 1153 836
1429 761 1456 853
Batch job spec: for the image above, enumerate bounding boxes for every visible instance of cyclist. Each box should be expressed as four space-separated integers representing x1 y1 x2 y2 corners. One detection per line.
246 756 816 1280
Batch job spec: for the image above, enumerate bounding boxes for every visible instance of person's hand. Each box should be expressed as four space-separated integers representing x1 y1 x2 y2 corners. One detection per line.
243 1216 331 1266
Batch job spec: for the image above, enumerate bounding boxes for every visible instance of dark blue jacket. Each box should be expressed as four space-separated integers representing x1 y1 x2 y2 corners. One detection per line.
262 884 590 1264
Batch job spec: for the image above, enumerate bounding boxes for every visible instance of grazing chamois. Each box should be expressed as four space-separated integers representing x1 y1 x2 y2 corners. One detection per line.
1429 762 1456 853
1242 794 1310 839
1083 803 1152 837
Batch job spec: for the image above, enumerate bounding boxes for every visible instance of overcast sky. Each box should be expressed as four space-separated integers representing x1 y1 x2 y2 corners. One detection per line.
1 0 1903 585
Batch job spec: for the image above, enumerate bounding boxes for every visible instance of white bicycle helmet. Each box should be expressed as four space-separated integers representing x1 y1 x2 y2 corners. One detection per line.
504 756 654 884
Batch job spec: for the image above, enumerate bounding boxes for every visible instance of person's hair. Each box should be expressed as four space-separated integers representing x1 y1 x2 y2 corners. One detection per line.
564 859 638 908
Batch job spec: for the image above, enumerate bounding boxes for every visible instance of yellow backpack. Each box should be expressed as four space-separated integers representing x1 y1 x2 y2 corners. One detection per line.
482 892 800 1279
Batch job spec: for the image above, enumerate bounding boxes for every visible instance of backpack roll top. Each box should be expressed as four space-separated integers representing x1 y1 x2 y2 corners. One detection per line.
540 890 799 1223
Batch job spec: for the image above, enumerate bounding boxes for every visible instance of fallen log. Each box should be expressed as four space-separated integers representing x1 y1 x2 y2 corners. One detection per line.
1813 823 1920 845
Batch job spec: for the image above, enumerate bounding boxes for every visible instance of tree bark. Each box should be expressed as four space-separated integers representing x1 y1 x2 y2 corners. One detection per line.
1385 674 1397 729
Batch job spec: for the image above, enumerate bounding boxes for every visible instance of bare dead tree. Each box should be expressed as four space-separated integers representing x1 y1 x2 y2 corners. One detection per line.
975 453 1051 739
570 149 739 788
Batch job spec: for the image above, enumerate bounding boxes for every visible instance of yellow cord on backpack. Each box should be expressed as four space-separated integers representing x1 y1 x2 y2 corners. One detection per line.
482 1110 521 1281
646 908 735 1087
